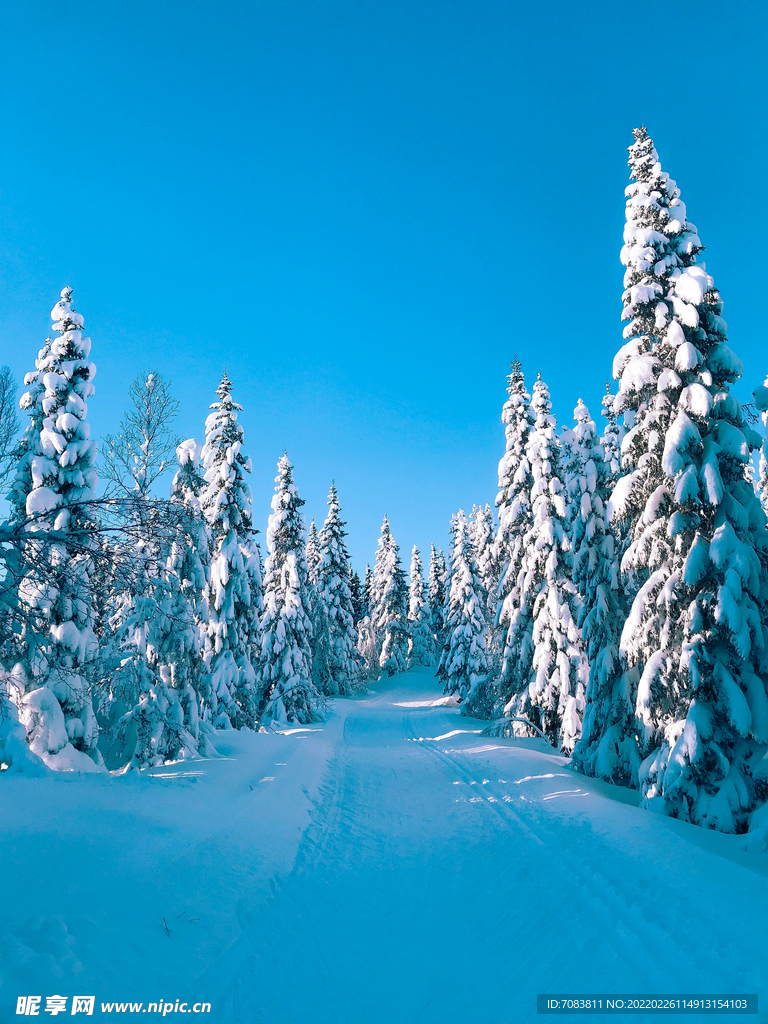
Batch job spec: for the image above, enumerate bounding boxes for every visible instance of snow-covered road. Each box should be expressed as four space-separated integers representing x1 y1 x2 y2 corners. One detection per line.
3 668 767 1023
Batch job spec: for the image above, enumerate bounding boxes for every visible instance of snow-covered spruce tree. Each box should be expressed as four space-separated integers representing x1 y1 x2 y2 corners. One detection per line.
483 358 534 718
500 374 587 751
470 503 498 627
166 439 217 750
601 382 624 488
306 519 320 585
407 546 435 669
604 126 768 831
258 455 320 723
562 399 637 780
362 565 373 619
369 516 409 677
349 569 364 624
441 510 489 701
7 288 102 770
356 564 377 677
570 384 638 784
427 544 447 654
199 373 261 729
316 484 363 694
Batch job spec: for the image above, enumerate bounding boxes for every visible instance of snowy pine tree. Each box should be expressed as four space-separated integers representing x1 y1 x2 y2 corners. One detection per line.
604 126 768 831
440 511 489 701
199 373 261 729
316 484 363 694
570 387 639 784
482 358 535 719
258 455 320 723
469 503 498 627
168 439 216 746
500 375 587 750
362 565 373 619
349 569 364 624
306 519 320 586
8 288 102 770
356 564 377 678
369 516 409 677
427 544 446 654
407 546 434 669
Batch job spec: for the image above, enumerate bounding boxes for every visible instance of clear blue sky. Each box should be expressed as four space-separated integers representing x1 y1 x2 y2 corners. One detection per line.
2 0 766 571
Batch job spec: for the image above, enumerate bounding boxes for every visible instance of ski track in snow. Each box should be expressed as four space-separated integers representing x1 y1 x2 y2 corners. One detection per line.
2 667 767 1024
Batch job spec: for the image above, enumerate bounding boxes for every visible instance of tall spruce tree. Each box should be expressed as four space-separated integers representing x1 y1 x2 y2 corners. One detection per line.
601 126 768 831
306 520 320 585
356 564 377 678
501 375 586 750
491 359 535 715
441 510 490 701
199 373 261 729
407 546 435 669
470 503 498 627
370 516 409 677
570 395 639 785
258 455 320 723
427 544 446 654
349 569 364 624
168 439 217 748
8 288 102 770
316 483 362 694
362 565 373 618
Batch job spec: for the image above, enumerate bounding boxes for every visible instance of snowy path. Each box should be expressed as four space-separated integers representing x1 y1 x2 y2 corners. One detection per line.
3 668 768 1024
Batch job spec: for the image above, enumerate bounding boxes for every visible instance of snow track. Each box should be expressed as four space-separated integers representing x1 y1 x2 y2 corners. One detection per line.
3 668 767 1024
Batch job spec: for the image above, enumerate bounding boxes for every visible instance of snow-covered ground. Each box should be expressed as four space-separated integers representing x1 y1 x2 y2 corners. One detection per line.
3 668 767 1024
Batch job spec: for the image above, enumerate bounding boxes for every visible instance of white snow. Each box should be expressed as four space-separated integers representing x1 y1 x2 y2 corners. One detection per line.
3 668 767 1024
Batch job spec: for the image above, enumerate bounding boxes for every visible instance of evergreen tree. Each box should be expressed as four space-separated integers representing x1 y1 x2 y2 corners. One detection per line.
316 484 362 694
571 391 639 785
441 511 489 701
8 288 102 770
470 503 498 626
501 374 586 751
437 514 460 684
362 565 373 619
258 455 320 723
306 519 320 585
356 564 377 677
199 373 261 729
427 544 446 652
604 126 768 831
489 358 534 717
407 546 435 669
370 516 409 677
601 381 624 487
168 439 216 745
349 569 364 624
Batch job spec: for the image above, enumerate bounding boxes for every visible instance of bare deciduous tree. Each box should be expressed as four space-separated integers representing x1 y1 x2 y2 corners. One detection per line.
101 371 182 498
0 365 20 493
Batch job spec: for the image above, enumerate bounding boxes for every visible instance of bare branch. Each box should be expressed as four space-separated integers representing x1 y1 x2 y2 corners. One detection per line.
101 371 182 498
0 365 20 492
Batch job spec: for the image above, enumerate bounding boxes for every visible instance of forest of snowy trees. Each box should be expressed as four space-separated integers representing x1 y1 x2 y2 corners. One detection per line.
2 126 768 836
